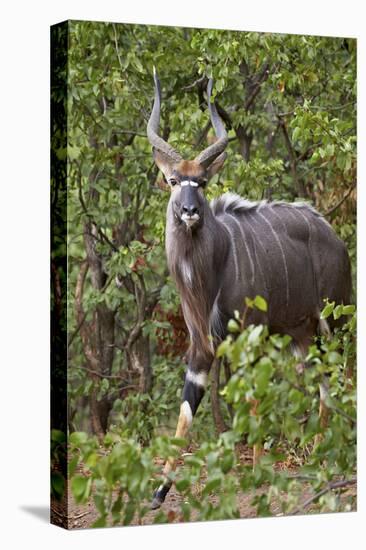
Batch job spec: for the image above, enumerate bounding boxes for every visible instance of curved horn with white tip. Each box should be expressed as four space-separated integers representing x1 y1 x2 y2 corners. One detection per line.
147 67 183 162
195 78 228 168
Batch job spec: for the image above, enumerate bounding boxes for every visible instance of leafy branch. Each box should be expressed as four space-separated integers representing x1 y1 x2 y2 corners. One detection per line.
291 477 357 515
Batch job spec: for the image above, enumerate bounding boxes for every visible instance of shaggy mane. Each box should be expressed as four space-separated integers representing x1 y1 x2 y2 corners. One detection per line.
210 192 329 225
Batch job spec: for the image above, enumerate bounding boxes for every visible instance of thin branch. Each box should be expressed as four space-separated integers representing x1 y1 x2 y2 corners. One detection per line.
277 115 305 197
114 130 147 138
72 511 90 520
276 109 295 117
96 225 119 252
324 185 355 217
287 473 318 482
244 62 270 111
285 378 356 425
68 311 88 349
216 103 233 129
74 262 99 370
68 275 113 349
75 261 89 326
112 23 124 73
310 101 356 113
291 478 356 515
77 167 119 253
104 384 140 399
70 364 126 381
194 120 211 149
125 273 147 353
182 76 206 91
327 402 356 423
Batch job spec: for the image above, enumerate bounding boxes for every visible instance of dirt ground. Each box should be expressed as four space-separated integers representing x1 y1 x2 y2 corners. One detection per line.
51 444 356 530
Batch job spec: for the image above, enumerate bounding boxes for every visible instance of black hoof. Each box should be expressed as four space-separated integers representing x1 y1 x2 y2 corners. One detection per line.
150 494 164 510
150 485 170 510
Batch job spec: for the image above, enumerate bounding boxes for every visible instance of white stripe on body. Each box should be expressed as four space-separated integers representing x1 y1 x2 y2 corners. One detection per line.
230 215 255 285
242 214 269 294
257 210 290 308
220 220 240 282
290 205 312 243
209 289 224 340
270 206 290 236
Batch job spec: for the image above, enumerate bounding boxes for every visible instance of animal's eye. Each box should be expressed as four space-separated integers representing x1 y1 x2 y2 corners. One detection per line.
200 178 208 187
169 178 178 187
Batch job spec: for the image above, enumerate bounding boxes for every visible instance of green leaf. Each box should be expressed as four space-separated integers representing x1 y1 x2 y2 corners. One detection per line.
68 456 79 477
342 305 355 315
327 351 342 364
123 501 136 525
255 357 273 395
333 305 344 320
203 476 222 496
254 295 268 312
321 301 335 319
69 431 88 447
228 319 240 333
217 339 231 358
51 472 65 499
71 475 91 502
248 325 263 345
292 126 301 142
175 478 190 492
92 516 107 528
171 437 187 448
221 452 234 474
51 429 66 444
94 494 106 515
134 57 144 73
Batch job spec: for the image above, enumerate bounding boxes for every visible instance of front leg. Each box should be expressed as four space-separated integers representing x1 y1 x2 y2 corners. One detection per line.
150 364 209 509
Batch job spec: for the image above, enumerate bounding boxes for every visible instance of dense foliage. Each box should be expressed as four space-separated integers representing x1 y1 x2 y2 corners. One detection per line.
66 301 356 525
50 20 357 526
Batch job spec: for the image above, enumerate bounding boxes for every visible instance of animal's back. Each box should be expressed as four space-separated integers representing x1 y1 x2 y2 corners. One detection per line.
211 193 351 331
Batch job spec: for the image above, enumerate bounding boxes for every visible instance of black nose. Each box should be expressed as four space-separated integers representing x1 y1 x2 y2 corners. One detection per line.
182 205 199 216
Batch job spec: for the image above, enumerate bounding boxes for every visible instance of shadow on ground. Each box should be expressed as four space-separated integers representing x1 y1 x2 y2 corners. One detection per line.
20 506 49 524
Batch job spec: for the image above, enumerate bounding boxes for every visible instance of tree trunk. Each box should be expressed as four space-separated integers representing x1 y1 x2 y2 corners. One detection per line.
223 360 234 422
127 334 153 395
90 390 106 442
236 125 253 162
95 303 115 431
77 217 117 437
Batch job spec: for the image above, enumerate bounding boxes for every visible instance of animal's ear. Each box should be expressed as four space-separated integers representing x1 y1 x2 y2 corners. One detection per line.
153 149 175 181
206 152 227 181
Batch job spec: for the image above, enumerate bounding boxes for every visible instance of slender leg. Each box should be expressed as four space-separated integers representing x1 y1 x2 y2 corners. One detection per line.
150 365 208 509
316 317 331 445
314 378 329 447
249 398 263 468
291 321 330 448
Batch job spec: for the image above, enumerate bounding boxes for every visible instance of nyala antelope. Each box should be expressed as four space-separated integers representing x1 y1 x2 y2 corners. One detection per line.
147 69 351 509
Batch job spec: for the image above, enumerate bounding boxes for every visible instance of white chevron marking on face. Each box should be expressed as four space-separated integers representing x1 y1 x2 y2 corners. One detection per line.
181 180 199 187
